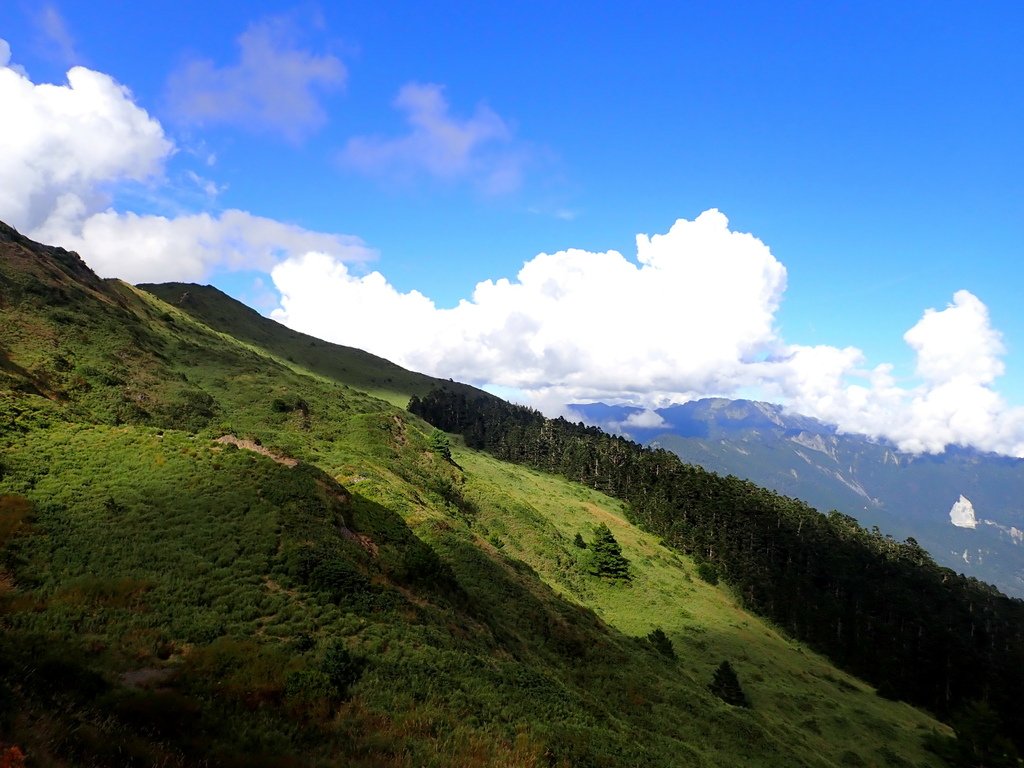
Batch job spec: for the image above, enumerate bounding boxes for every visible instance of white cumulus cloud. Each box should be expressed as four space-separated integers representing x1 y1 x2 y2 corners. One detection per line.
37 209 375 285
269 210 1024 457
0 49 172 234
271 209 787 398
776 292 1024 455
905 290 1004 385
0 42 367 284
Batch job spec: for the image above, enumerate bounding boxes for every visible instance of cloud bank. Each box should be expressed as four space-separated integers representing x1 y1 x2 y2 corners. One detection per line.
770 291 1024 454
0 41 367 284
40 209 374 284
270 212 1024 457
272 209 787 394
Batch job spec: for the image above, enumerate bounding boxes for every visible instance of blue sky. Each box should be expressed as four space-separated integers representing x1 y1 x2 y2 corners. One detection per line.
2 1 1023 453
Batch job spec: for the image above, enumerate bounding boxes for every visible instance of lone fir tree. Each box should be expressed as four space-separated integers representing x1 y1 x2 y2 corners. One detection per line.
709 660 749 707
647 627 676 659
588 523 630 581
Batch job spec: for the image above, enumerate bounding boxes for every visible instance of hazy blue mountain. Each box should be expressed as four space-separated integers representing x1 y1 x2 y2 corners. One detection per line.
571 398 1024 598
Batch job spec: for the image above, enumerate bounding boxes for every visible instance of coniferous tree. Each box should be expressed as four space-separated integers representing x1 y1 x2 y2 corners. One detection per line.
926 701 1020 767
709 660 749 707
588 523 630 580
647 627 676 659
408 387 1024 749
573 532 587 549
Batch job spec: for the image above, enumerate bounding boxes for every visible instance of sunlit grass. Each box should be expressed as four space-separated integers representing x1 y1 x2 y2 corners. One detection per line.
0 253 950 766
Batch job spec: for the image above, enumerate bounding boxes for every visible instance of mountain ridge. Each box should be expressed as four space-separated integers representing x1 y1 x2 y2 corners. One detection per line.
572 398 1024 597
0 219 1006 765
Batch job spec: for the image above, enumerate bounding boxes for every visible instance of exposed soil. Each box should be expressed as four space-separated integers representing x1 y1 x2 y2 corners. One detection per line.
214 434 298 467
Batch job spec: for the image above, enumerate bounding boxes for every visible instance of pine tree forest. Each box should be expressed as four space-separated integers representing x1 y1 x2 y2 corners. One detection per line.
409 388 1024 752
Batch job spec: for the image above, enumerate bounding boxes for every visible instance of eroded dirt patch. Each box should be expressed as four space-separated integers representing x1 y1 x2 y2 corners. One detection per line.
214 435 298 467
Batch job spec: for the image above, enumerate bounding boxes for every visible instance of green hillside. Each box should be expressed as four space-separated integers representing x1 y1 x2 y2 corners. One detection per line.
138 281 483 408
0 222 953 766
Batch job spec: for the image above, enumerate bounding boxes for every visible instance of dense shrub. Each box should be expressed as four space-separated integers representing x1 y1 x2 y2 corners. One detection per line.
696 562 719 586
320 640 364 699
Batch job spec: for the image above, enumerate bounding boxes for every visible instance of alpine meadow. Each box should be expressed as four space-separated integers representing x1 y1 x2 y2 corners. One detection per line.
1 216 1021 766
3 3 1024 766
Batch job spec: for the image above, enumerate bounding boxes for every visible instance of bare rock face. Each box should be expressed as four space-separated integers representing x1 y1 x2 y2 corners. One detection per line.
949 495 978 529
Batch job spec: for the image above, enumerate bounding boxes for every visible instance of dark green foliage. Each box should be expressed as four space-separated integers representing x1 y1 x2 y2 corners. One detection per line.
588 523 630 580
159 388 218 431
925 701 1021 767
309 555 371 603
0 230 974 766
320 640 364 699
272 395 310 416
285 669 335 704
647 628 676 659
409 387 1024 751
573 532 587 549
709 660 749 707
697 561 719 585
429 428 452 461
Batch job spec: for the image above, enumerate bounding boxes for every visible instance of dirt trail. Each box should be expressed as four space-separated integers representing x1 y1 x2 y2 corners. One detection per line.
214 435 298 467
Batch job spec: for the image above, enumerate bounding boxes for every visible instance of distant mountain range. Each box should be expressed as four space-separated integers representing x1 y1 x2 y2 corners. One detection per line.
572 398 1024 598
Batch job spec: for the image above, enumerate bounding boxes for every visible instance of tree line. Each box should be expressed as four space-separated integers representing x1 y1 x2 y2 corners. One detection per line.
409 388 1024 752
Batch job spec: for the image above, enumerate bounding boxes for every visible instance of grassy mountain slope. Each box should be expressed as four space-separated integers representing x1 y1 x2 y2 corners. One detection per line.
138 281 481 407
0 222 949 766
453 449 945 767
576 399 1024 598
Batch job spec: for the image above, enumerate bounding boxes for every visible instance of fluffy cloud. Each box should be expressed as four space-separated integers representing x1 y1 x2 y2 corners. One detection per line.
905 290 1004 385
37 208 375 284
0 40 19 73
270 211 1024 457
0 48 172 234
272 209 787 395
165 17 345 142
0 42 369 284
341 83 526 193
773 292 1024 455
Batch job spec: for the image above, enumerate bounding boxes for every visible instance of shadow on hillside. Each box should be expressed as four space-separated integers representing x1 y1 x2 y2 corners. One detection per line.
0 346 47 397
